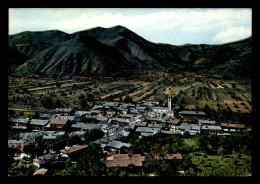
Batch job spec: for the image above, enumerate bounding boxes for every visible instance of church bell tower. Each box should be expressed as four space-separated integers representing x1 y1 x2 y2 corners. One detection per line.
168 93 172 111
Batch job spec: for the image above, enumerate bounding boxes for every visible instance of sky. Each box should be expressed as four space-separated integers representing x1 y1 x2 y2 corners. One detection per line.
8 8 252 45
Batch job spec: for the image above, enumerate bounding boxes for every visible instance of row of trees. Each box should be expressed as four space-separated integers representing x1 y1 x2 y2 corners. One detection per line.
195 132 252 155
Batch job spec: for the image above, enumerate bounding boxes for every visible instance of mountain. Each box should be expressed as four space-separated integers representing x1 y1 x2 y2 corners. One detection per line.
9 25 252 78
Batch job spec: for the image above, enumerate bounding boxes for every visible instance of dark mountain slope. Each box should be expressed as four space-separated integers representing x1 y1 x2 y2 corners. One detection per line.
9 26 252 79
9 30 71 59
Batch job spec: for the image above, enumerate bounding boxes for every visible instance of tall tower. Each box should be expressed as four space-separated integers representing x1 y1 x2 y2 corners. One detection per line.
168 93 172 111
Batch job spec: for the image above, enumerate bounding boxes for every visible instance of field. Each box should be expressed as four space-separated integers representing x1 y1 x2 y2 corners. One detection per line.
8 72 252 115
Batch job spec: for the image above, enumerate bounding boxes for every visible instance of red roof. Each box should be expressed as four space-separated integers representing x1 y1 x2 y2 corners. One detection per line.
106 154 145 167
220 123 247 129
33 168 48 176
60 144 88 154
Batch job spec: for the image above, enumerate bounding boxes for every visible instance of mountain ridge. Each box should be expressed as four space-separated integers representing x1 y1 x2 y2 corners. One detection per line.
8 25 252 79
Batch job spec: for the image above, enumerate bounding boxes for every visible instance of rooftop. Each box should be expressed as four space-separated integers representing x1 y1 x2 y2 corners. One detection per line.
33 168 48 176
179 111 206 115
201 125 221 130
106 154 145 167
60 144 88 154
50 118 68 125
30 119 49 126
105 140 132 149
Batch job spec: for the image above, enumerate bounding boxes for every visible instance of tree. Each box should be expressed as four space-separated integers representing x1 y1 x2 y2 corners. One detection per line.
87 60 92 75
67 134 82 146
124 95 133 103
8 158 37 176
23 143 43 160
75 144 107 176
84 129 105 143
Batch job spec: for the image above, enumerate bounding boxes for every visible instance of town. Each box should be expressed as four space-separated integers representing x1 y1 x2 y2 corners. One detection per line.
8 94 252 176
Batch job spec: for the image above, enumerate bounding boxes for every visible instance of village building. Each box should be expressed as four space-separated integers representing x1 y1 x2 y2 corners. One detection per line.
99 123 118 137
106 154 145 168
153 153 183 160
33 168 48 176
74 111 91 117
54 107 75 116
71 122 103 132
33 154 58 168
179 110 206 120
49 118 68 131
198 120 216 126
149 96 160 105
42 131 65 141
134 121 148 127
109 118 130 126
102 140 132 155
106 110 117 117
135 127 161 136
9 117 30 128
8 131 45 152
30 119 50 131
200 125 221 135
220 123 249 133
60 144 88 161
39 113 56 120
69 130 86 138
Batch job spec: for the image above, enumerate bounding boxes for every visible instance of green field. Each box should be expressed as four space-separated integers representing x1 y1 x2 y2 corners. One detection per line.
8 73 252 114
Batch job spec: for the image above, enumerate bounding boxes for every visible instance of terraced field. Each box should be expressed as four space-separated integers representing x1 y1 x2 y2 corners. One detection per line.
8 73 252 115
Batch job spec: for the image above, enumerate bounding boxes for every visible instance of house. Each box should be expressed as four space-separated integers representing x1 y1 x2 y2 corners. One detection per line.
103 102 121 109
177 123 190 134
161 130 182 135
220 123 248 133
198 120 216 126
49 118 68 131
106 111 116 117
74 111 91 117
201 125 221 135
30 119 50 131
33 154 58 168
118 114 135 120
103 140 132 155
42 131 65 141
71 122 102 132
99 123 117 137
135 127 161 136
33 168 48 176
152 107 169 113
8 139 34 153
166 118 181 132
166 111 174 118
54 107 75 116
179 111 206 120
109 118 130 126
149 97 160 105
9 117 29 127
134 121 148 127
189 124 201 135
60 144 88 161
69 130 86 138
8 131 45 152
154 154 183 160
39 113 56 120
147 123 163 129
136 106 148 113
106 154 145 168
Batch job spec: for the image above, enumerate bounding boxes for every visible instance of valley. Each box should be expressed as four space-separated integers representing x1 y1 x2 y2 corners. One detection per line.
8 72 252 116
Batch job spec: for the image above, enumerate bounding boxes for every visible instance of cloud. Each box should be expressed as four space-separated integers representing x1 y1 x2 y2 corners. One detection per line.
212 26 252 43
8 8 252 45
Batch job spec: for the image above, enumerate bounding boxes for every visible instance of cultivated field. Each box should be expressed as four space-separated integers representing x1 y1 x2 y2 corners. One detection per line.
8 72 252 115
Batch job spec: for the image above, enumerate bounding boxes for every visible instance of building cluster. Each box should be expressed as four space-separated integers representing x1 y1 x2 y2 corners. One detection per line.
8 95 252 176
